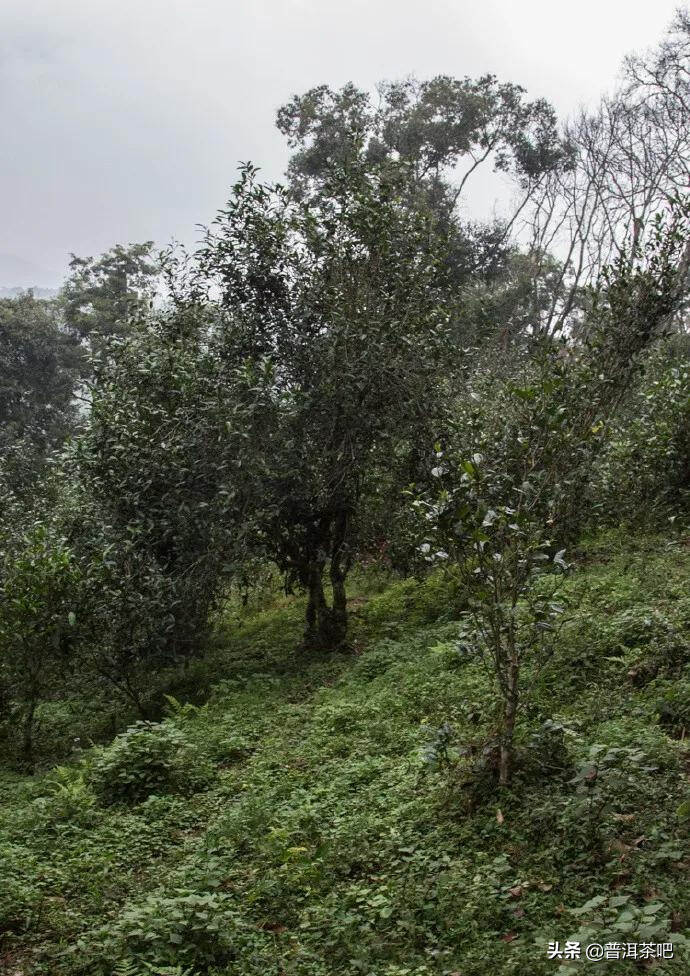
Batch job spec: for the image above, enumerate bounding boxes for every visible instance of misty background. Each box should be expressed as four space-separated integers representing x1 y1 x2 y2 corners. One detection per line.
0 0 683 288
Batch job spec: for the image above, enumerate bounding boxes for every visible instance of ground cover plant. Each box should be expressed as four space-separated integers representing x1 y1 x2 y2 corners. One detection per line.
0 532 689 975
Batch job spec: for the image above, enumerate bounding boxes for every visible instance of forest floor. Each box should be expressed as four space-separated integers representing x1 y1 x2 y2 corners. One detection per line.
1 529 689 975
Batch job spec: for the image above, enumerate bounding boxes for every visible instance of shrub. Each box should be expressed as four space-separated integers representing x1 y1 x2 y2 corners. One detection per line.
553 893 689 975
87 721 213 805
0 519 84 768
75 891 267 971
521 718 573 781
29 765 99 828
113 963 199 976
414 204 690 787
0 842 39 934
350 643 406 682
556 743 663 857
593 342 690 522
656 679 690 739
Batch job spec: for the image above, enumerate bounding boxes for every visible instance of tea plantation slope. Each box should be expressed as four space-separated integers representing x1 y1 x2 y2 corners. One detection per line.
1 532 689 975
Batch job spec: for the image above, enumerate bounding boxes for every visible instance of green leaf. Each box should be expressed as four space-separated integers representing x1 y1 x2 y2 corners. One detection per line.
676 798 690 820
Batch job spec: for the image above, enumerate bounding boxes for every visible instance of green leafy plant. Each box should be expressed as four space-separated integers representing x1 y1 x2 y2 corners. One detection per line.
553 893 689 974
87 722 213 805
414 199 690 786
0 520 84 768
77 891 253 970
656 680 690 739
593 341 690 523
113 962 199 976
189 162 457 649
29 764 98 828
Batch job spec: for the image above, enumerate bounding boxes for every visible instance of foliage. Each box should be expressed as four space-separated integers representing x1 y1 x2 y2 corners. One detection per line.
553 893 688 975
75 891 259 972
593 340 690 522
87 721 213 805
655 679 690 739
277 74 564 217
413 201 690 784
0 536 687 975
188 162 456 648
28 765 99 829
0 840 40 937
65 304 266 678
457 249 584 344
113 962 199 976
1 21 690 975
0 292 82 494
276 75 570 308
0 518 83 768
60 242 160 349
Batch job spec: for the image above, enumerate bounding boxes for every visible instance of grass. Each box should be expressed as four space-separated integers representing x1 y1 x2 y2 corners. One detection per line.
0 531 689 975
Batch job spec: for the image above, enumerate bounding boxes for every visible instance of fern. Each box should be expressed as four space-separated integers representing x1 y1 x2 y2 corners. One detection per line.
163 694 199 720
113 963 139 976
113 962 199 976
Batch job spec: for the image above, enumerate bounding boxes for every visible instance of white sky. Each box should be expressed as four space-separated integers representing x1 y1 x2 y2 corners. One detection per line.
0 0 683 286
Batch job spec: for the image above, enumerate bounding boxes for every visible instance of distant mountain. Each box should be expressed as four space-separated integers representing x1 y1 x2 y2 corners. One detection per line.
0 285 59 299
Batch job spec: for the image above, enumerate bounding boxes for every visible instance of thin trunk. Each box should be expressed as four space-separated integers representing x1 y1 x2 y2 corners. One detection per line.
21 699 37 772
499 654 519 786
328 506 350 648
304 562 329 649
329 561 348 644
123 671 149 720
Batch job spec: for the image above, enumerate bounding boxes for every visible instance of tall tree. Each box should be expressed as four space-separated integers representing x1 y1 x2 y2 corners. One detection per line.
0 293 82 495
524 11 690 335
277 76 565 287
190 163 456 648
60 242 160 350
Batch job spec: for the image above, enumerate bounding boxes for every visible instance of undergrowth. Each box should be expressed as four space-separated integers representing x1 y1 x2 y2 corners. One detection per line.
0 531 689 975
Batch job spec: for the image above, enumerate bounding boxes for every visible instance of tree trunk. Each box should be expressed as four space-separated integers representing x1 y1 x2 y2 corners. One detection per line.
328 506 350 648
21 699 37 773
303 558 349 650
304 561 329 649
499 655 519 786
301 506 351 650
329 561 348 646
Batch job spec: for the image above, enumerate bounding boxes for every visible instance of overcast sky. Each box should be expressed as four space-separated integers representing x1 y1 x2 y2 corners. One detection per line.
0 0 682 287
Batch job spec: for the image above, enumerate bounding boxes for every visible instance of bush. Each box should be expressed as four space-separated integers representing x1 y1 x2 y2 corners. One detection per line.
593 342 690 522
554 892 688 975
75 891 267 971
75 890 283 974
113 963 199 976
655 679 690 739
87 722 213 805
29 765 99 828
0 842 39 934
521 718 573 781
0 519 84 767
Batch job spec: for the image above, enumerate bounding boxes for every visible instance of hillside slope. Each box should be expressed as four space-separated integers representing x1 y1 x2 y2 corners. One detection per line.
1 532 689 976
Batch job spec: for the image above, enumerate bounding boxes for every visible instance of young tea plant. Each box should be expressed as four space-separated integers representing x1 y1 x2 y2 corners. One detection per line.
415 349 578 785
414 200 690 787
